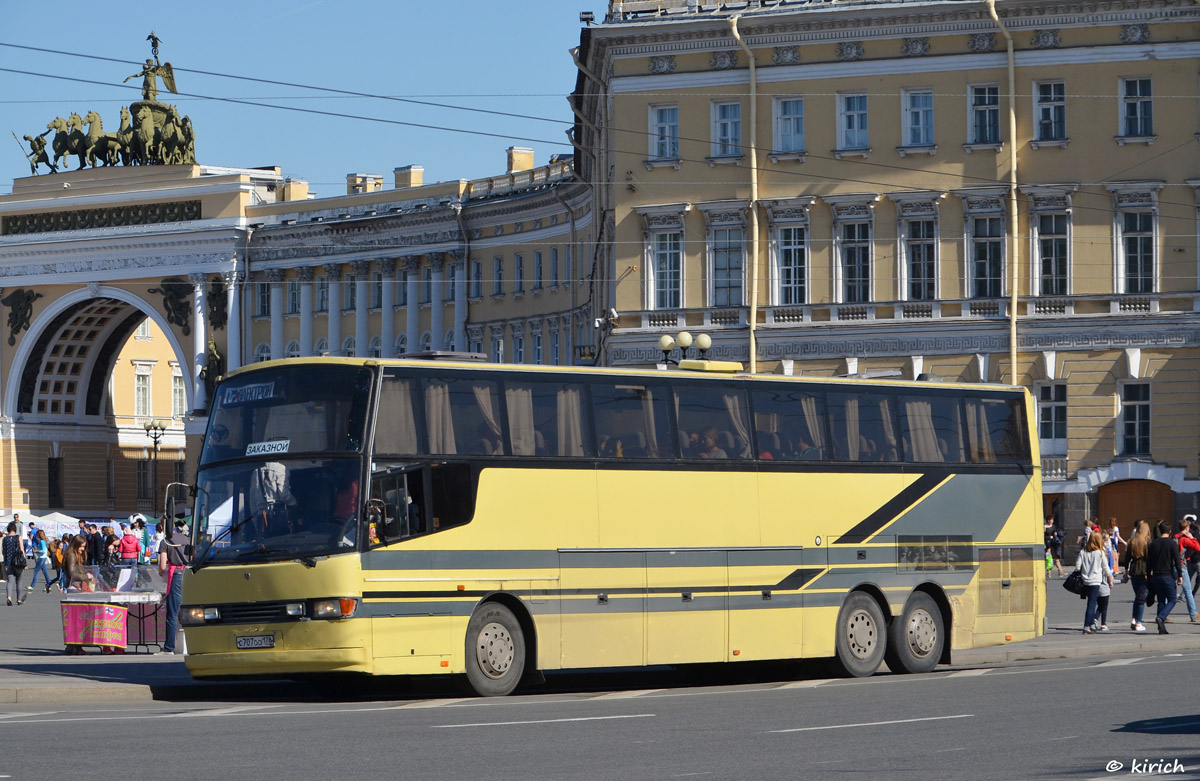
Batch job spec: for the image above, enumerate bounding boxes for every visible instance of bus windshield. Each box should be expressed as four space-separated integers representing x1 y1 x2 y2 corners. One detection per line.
200 364 373 465
193 456 362 566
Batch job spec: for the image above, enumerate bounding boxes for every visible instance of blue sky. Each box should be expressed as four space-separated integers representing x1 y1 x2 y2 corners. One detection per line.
1 0 587 196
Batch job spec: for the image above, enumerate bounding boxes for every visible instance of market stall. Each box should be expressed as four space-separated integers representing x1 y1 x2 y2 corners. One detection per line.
62 565 168 654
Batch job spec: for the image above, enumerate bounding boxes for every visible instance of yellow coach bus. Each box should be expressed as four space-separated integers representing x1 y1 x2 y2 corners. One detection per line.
180 356 1044 695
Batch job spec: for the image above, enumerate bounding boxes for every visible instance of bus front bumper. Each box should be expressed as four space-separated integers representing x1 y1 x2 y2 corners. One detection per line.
185 646 370 678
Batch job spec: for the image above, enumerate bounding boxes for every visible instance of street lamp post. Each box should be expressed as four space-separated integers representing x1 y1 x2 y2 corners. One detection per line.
144 419 166 517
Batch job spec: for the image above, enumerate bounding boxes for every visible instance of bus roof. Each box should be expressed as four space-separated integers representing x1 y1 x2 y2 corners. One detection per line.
224 356 1028 396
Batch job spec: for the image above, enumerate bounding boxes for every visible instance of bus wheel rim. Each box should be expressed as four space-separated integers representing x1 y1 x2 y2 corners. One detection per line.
846 609 877 660
476 621 515 679
907 608 937 658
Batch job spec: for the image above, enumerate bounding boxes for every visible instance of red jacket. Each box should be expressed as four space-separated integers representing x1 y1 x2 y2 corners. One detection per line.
118 533 141 561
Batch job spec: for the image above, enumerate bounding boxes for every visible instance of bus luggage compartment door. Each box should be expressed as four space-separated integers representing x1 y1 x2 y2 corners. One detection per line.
645 549 727 665
559 550 645 669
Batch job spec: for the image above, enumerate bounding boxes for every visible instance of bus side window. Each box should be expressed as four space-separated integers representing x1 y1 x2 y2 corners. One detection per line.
374 374 422 457
423 378 505 456
964 396 1028 463
750 387 828 461
673 383 752 460
505 380 592 457
592 382 670 459
899 394 965 463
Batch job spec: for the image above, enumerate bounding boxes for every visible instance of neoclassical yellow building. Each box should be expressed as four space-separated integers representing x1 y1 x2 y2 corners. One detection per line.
571 0 1200 536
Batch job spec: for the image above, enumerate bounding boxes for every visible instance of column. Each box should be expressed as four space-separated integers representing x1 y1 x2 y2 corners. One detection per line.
429 254 445 350
380 259 396 358
451 249 467 352
353 261 370 358
324 263 342 355
298 267 314 357
188 273 208 412
223 270 242 371
268 269 284 359
404 256 421 350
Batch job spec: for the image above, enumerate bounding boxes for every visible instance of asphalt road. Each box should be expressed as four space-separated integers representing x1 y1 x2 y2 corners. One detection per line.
0 649 1198 780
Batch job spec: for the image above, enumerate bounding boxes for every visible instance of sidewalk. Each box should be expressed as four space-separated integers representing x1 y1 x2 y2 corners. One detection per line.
0 572 1196 703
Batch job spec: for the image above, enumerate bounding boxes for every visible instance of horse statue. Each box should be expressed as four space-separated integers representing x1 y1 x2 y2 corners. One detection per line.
115 107 134 166
48 114 88 170
132 105 158 166
180 115 196 164
158 106 186 165
83 111 124 167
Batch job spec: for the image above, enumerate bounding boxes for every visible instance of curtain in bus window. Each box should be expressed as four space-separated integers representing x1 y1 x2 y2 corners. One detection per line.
505 385 537 456
901 398 941 462
675 384 751 460
641 389 661 457
425 380 457 455
593 383 669 459
965 399 996 463
374 377 420 456
843 398 860 460
878 399 899 461
473 384 502 446
748 387 828 460
556 386 587 457
722 392 752 459
965 397 1026 463
800 395 826 456
829 392 897 462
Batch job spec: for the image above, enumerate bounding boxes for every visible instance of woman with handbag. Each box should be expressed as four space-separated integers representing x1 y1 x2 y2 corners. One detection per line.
1076 530 1112 634
1122 520 1151 632
1 522 28 606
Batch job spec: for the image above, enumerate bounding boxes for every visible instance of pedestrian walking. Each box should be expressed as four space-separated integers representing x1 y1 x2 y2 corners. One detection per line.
25 529 51 593
1108 518 1125 573
1122 519 1151 632
158 519 192 654
1076 530 1112 634
1046 517 1065 577
1173 518 1200 623
1147 519 1182 634
2 522 28 606
43 537 63 593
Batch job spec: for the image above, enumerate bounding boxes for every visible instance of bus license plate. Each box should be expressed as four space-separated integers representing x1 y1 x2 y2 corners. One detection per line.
235 635 275 650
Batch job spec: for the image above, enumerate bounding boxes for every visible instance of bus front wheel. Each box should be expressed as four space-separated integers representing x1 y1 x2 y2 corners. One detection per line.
831 592 886 678
463 602 526 697
883 592 944 675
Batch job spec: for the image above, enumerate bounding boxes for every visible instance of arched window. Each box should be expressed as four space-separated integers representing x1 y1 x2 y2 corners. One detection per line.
285 340 300 359
314 337 329 355
394 334 408 357
444 330 456 352
254 343 271 363
342 336 356 357
419 332 432 353
368 336 382 358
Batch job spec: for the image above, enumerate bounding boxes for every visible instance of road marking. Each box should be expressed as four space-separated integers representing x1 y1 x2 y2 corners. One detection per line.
0 712 58 720
776 680 830 689
770 714 973 733
387 698 475 709
1047 736 1079 741
1094 658 1145 667
432 714 655 729
935 747 967 753
593 689 665 700
177 705 280 718
947 669 990 677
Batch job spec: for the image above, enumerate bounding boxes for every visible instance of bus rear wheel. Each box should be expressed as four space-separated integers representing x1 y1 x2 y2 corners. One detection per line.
884 592 944 675
463 602 526 697
830 591 886 678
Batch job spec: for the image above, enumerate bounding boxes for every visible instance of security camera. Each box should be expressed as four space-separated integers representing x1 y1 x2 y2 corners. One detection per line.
594 317 604 329
608 308 618 320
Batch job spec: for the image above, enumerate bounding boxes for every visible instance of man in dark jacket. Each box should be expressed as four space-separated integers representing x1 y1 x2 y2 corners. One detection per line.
1147 520 1183 634
88 524 104 566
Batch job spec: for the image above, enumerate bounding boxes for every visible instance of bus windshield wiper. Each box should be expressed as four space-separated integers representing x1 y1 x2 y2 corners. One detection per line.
235 544 288 560
194 511 260 570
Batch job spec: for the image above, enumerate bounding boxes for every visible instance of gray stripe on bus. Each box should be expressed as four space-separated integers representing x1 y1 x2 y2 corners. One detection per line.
868 473 1029 543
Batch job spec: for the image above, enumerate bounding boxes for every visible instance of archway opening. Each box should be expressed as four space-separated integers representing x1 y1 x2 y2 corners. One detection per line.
1097 479 1175 544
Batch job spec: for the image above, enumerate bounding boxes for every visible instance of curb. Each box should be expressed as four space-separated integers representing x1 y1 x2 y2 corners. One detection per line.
954 635 1200 666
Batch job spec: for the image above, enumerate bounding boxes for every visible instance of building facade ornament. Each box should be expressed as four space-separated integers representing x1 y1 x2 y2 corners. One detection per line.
351 261 372 277
426 253 446 272
709 51 738 70
1119 23 1150 44
772 46 801 65
901 37 931 57
1030 29 1061 49
322 263 343 280
1 200 203 236
265 268 285 283
297 266 315 281
967 32 997 53
380 259 396 275
649 55 676 74
402 255 423 272
835 42 864 62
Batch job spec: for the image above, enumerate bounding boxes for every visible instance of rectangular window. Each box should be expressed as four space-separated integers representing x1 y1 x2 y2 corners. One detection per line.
533 252 543 290
1121 78 1153 137
1121 383 1150 456
533 334 543 365
135 372 151 417
1122 211 1154 293
551 248 559 287
652 232 682 310
136 460 151 500
970 85 1000 144
972 217 1004 298
397 270 408 306
651 105 679 159
1036 81 1066 141
471 261 483 298
445 264 456 302
514 256 525 294
106 458 115 501
173 461 187 487
1038 383 1067 456
713 101 742 156
839 93 869 150
315 277 329 312
286 280 300 314
777 226 807 305
776 98 804 153
421 377 505 456
827 390 899 462
750 387 828 461
565 245 573 286
491 338 503 363
592 382 670 459
371 272 383 308
256 283 270 317
898 394 966 463
343 274 357 310
551 332 561 365
1038 214 1068 296
906 219 936 301
136 319 152 339
47 457 63 509
711 227 744 306
420 267 432 303
903 89 934 147
493 258 504 295
513 336 525 364
675 384 752 460
172 373 186 417
504 380 592 457
841 222 871 303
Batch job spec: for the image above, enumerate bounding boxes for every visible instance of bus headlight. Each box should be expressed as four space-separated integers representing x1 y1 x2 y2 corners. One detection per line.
311 598 358 619
284 602 305 617
181 606 219 626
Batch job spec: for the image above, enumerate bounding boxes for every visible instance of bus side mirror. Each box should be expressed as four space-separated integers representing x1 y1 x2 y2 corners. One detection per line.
164 495 176 523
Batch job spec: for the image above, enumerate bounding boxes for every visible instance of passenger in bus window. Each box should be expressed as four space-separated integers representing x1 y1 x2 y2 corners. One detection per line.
333 476 359 523
795 433 820 460
697 428 727 460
